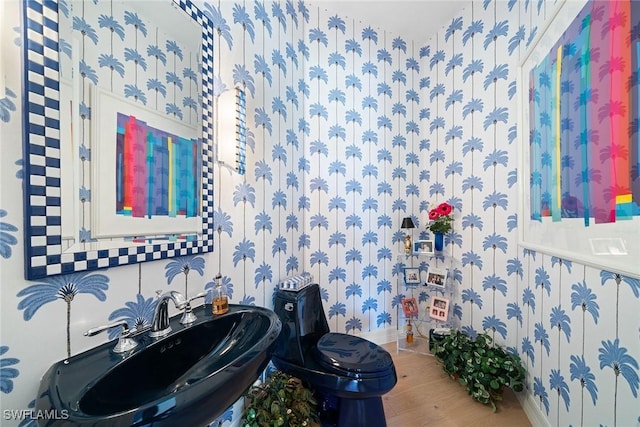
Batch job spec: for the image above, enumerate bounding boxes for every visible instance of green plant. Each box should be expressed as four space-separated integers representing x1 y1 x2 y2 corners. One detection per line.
241 370 318 427
432 330 526 411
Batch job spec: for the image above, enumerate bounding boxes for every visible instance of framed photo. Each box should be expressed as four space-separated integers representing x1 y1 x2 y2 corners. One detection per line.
403 267 421 285
429 296 449 322
401 297 419 317
426 267 447 289
517 0 639 277
413 239 434 254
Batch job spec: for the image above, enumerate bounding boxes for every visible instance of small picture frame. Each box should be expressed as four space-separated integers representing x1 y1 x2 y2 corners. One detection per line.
413 239 434 254
403 267 421 285
401 297 419 317
426 267 447 289
429 296 449 321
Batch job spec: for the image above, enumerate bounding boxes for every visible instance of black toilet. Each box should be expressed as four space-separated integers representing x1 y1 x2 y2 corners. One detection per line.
272 284 397 427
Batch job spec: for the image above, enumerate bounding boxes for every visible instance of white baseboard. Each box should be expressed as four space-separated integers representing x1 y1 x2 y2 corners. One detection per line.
357 327 398 346
517 391 550 427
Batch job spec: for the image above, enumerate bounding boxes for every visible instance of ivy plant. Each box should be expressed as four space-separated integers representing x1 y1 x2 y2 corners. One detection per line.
241 370 318 427
432 330 526 411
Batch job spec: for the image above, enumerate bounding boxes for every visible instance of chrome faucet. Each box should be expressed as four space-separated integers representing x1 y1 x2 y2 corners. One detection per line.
150 290 187 338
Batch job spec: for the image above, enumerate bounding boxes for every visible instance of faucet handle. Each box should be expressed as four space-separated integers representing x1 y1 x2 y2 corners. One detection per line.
188 291 208 304
85 321 138 354
180 291 207 325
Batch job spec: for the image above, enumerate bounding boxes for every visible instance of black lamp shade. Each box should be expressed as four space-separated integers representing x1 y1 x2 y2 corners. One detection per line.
401 217 415 229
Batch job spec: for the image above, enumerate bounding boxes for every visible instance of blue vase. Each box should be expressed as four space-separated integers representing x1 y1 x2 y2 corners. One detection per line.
434 233 444 251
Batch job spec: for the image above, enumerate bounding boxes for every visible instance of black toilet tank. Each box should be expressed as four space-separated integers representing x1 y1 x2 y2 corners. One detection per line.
273 284 330 365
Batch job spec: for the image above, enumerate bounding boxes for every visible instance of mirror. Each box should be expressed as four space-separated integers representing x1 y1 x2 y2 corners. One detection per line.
22 0 214 279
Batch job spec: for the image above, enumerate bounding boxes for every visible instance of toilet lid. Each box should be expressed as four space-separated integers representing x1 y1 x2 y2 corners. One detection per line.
315 333 393 374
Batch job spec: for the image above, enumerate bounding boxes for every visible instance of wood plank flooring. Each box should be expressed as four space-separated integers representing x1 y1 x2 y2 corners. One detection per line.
381 342 532 427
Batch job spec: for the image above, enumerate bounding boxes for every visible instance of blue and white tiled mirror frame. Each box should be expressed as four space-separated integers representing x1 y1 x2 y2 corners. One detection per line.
21 0 215 280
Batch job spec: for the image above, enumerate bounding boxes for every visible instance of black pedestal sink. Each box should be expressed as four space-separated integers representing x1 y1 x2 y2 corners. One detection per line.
35 305 281 426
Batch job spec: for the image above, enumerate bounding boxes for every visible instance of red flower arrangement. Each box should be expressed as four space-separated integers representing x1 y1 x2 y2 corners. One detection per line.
426 202 454 234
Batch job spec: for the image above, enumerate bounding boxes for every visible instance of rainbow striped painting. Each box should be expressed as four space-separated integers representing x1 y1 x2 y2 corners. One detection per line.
528 0 640 226
115 113 202 219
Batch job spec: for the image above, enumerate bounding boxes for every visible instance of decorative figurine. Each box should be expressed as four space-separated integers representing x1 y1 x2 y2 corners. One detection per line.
406 319 414 343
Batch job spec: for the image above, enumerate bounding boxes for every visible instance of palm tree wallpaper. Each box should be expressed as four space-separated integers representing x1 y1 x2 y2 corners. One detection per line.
1 0 638 426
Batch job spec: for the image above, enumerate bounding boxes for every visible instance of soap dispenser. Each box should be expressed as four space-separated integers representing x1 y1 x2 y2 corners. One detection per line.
211 274 229 315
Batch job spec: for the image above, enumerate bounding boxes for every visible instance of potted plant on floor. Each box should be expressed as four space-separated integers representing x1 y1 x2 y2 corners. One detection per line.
241 369 318 427
432 330 526 412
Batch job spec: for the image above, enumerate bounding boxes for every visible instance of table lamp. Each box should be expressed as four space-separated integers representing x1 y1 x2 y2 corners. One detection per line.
401 217 416 254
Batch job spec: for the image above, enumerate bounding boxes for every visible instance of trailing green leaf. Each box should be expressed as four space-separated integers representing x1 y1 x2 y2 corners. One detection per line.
242 370 318 427
432 330 527 412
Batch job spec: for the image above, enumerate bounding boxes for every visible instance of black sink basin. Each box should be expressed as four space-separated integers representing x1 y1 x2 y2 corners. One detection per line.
35 305 281 426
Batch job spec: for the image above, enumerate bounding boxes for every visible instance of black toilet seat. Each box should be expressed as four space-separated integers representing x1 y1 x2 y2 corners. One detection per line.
314 333 394 376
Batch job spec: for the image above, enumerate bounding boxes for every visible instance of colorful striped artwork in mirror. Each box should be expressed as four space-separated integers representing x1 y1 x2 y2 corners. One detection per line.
115 113 201 219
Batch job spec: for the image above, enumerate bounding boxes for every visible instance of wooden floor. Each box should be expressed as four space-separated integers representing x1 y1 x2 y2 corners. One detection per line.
381 342 532 427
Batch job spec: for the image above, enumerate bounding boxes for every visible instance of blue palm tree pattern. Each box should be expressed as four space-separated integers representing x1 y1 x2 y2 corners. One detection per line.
124 11 147 37
570 280 599 323
533 376 551 415
164 255 205 296
98 14 125 41
550 306 571 342
522 336 535 365
601 271 640 299
570 354 598 405
0 346 19 393
254 262 273 287
549 369 571 411
0 209 18 259
72 16 98 45
329 302 346 319
482 315 507 339
204 3 232 50
598 338 639 398
1 88 17 123
16 272 109 357
2 2 639 425
345 317 362 333
98 54 125 78
124 48 148 72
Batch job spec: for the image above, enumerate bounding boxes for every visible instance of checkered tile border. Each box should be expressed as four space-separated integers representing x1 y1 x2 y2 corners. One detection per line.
23 0 215 280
